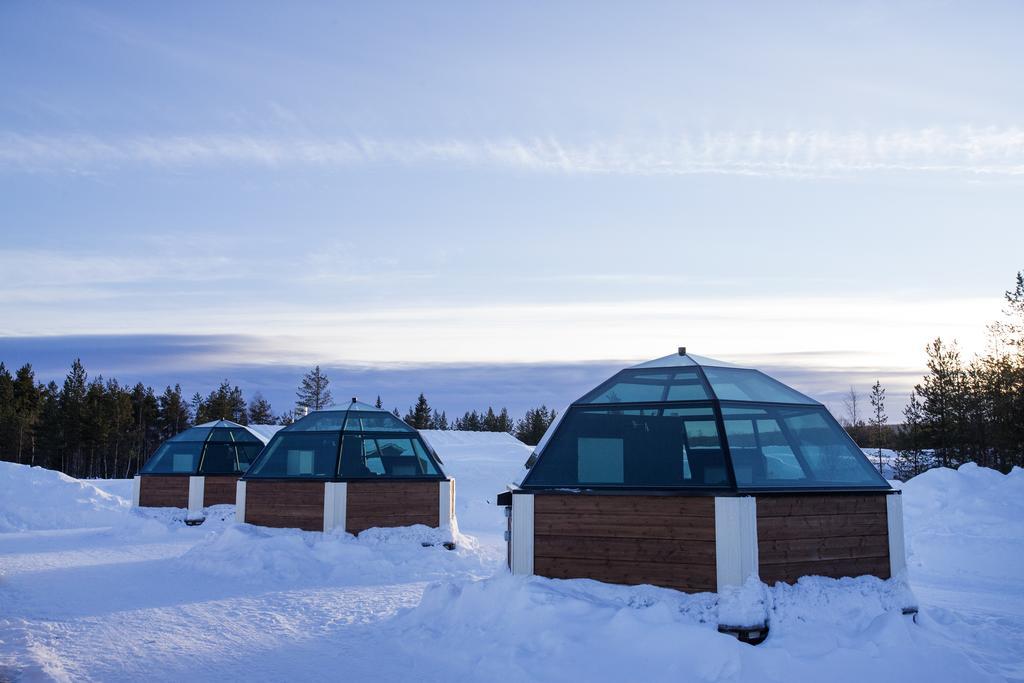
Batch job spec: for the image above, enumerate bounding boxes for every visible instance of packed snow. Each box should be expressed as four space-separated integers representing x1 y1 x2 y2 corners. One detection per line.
1 436 1022 682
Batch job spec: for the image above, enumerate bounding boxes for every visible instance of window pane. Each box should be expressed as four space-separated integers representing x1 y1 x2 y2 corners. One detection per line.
524 407 729 488
230 428 263 443
168 427 211 443
289 411 347 432
722 406 887 489
578 369 710 404
246 433 339 478
199 442 239 474
142 442 203 474
349 411 414 432
703 367 816 404
338 436 440 478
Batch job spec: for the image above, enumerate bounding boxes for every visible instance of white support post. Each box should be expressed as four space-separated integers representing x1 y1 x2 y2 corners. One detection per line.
510 493 535 575
187 476 205 520
235 480 247 524
887 493 907 577
131 475 141 507
438 479 454 530
323 482 348 533
714 496 759 592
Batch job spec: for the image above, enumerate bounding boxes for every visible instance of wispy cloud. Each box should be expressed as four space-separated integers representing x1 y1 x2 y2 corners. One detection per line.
3 128 1024 177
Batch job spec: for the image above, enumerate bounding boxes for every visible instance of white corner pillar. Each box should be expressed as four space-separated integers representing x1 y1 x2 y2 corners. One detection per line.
510 493 535 575
235 480 247 523
131 475 142 507
715 496 759 592
886 493 907 577
439 479 455 530
323 482 348 533
187 476 205 518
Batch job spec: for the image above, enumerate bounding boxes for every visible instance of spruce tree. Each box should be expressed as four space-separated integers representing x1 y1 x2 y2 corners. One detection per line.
157 384 191 439
296 365 333 411
12 364 40 464
60 359 88 476
375 395 383 409
0 363 14 462
248 392 275 424
404 393 433 429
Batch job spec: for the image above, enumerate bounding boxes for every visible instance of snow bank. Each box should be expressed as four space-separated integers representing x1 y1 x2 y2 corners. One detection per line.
179 522 494 586
902 462 1024 581
0 462 135 532
420 429 531 533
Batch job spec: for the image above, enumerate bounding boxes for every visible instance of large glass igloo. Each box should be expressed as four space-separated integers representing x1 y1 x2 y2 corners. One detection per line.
521 350 889 492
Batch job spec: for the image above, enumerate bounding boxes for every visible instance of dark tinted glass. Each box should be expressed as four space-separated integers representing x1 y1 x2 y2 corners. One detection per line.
339 435 441 478
523 406 730 488
167 427 211 443
578 369 710 404
142 441 204 473
246 433 339 478
344 411 413 432
721 404 887 488
702 367 816 404
229 428 263 443
289 411 347 432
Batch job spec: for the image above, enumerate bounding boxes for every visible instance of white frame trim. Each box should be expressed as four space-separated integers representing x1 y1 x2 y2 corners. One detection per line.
323 482 348 533
510 493 535 575
438 479 454 530
131 475 141 507
187 476 205 518
886 493 907 576
714 496 759 591
235 480 247 523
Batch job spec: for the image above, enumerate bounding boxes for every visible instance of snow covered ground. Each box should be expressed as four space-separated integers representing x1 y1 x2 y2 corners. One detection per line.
1 434 1021 682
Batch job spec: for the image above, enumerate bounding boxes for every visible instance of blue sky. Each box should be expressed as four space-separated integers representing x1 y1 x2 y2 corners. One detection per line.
1 1 1022 419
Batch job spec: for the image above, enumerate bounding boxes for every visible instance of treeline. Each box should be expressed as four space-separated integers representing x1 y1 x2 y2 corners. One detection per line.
0 363 558 479
843 271 1024 479
397 392 557 444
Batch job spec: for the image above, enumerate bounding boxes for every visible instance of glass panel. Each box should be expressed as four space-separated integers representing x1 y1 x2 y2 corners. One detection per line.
702 367 816 404
288 411 347 432
348 411 414 432
167 427 211 443
199 442 239 474
723 405 887 488
209 428 234 442
523 406 730 488
229 428 263 443
246 433 339 478
578 369 710 404
338 436 440 478
142 441 203 474
234 442 264 472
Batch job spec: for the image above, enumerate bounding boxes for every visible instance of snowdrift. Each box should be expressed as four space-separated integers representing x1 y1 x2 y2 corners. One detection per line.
0 462 133 532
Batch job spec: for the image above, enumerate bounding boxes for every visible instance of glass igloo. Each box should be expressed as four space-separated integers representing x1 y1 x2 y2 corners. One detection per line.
141 419 271 476
244 400 446 481
520 349 889 492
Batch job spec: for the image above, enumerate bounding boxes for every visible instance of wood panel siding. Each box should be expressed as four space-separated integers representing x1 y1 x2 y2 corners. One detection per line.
202 476 240 506
346 481 440 534
138 475 190 508
532 495 717 593
756 494 890 584
244 481 325 531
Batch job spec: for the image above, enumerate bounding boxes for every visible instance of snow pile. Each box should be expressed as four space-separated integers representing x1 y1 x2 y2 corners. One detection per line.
179 522 494 586
0 462 134 532
420 429 530 533
902 463 1024 581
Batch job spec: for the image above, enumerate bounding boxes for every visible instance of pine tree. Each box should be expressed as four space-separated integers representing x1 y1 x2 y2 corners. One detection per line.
894 390 931 480
916 338 966 468
197 380 248 424
868 380 887 475
296 365 333 411
375 395 383 409
157 384 191 439
404 393 433 429
12 364 40 464
247 392 275 424
0 363 15 462
60 359 88 476
430 408 449 430
514 406 557 445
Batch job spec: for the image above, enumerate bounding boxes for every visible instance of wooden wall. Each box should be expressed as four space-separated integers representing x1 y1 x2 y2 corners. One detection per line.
202 476 240 506
531 495 717 593
244 481 325 531
346 481 440 535
756 494 890 584
138 476 190 508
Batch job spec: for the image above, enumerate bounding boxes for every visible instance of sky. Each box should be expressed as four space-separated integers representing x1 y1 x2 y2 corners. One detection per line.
1 1 1022 420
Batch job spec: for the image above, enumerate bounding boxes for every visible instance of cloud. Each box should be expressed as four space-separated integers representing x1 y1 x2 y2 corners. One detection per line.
2 128 1024 177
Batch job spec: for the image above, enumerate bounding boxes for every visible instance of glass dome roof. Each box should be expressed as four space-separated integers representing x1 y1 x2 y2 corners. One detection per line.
141 420 272 476
244 400 447 481
521 351 890 493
